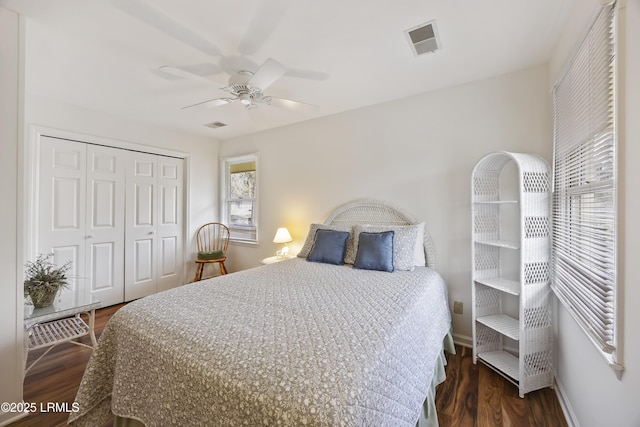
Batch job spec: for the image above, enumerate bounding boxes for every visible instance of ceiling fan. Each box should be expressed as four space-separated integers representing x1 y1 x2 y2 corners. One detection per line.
160 58 314 111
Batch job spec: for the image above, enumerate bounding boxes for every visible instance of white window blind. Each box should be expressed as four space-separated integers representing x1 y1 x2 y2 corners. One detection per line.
551 3 622 372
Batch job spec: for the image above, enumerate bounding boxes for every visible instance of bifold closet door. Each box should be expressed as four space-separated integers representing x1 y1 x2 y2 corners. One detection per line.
38 137 88 308
125 152 157 300
38 137 126 307
85 144 126 306
38 136 184 305
124 152 184 300
156 156 184 293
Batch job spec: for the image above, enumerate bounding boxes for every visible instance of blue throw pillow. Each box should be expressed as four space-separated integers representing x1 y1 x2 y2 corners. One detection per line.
307 229 351 265
353 231 394 272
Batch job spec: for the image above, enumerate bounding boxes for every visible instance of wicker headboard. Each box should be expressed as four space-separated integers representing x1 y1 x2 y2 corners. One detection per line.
324 198 436 269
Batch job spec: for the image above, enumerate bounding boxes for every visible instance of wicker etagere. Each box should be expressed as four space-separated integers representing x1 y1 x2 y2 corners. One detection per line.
471 151 553 397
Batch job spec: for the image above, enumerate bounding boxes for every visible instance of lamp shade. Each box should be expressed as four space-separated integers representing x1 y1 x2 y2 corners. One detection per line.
273 227 293 243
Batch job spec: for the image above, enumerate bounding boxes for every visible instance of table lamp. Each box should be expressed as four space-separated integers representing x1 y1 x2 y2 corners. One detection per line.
273 227 293 259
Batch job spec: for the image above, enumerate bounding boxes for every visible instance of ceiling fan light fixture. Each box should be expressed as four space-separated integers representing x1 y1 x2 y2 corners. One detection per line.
238 93 252 105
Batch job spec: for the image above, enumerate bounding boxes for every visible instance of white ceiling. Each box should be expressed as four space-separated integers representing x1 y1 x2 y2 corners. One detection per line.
1 0 574 140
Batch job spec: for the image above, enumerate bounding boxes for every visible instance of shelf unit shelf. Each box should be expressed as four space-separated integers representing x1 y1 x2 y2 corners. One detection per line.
474 277 520 295
474 239 520 250
473 200 519 205
477 351 520 383
477 314 520 341
471 151 553 397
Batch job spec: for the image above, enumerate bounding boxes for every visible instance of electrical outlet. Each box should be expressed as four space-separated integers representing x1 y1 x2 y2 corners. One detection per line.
453 301 463 315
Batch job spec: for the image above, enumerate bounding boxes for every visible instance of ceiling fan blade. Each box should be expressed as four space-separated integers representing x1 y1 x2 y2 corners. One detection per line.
180 63 223 78
249 58 287 91
237 0 288 56
266 97 317 111
245 107 270 131
181 98 233 110
159 65 226 87
109 0 221 57
285 68 330 81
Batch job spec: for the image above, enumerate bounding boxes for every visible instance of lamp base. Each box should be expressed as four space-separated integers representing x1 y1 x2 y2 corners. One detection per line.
276 246 290 259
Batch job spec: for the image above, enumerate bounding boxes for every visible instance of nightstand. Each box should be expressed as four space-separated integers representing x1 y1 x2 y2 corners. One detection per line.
261 255 292 265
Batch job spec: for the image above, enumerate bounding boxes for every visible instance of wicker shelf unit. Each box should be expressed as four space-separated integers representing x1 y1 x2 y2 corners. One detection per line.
471 151 553 397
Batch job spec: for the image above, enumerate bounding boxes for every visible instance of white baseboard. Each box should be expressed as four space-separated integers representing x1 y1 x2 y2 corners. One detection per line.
554 376 579 427
0 410 28 426
452 333 472 348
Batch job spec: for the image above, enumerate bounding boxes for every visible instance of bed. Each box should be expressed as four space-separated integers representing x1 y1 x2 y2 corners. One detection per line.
69 199 453 427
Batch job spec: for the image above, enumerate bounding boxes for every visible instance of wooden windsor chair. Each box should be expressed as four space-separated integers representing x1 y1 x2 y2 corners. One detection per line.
193 222 230 281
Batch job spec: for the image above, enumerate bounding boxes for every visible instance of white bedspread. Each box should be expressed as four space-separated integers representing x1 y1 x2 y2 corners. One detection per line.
69 258 451 426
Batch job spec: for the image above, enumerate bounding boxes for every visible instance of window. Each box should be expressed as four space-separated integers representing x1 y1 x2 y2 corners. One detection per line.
551 3 622 371
221 154 258 244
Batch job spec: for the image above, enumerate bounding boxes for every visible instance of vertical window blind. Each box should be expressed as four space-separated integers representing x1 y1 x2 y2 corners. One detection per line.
552 2 622 371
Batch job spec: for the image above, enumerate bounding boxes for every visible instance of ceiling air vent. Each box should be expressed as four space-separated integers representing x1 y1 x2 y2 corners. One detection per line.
204 121 227 129
405 20 440 56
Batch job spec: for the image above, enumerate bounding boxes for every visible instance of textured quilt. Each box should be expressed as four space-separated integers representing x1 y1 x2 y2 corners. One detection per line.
69 258 451 427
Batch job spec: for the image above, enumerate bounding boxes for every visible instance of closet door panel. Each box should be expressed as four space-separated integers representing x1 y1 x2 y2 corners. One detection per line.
134 239 154 281
135 184 154 226
157 157 184 291
53 178 82 229
86 144 125 306
160 237 177 277
125 153 158 301
38 137 87 307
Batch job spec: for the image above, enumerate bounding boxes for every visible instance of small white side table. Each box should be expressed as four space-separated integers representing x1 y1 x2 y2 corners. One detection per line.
261 255 292 265
24 294 101 376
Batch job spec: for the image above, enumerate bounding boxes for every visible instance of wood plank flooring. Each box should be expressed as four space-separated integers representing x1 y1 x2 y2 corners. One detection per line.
11 304 568 427
436 345 568 426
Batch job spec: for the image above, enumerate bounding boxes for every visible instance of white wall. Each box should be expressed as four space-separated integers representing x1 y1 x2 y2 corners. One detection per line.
25 94 220 283
219 64 552 342
0 6 24 425
549 1 640 426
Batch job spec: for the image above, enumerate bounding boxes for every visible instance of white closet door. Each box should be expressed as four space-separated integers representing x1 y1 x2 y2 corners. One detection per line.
124 154 185 299
125 152 158 301
36 135 186 306
86 144 126 306
38 137 87 307
157 156 184 292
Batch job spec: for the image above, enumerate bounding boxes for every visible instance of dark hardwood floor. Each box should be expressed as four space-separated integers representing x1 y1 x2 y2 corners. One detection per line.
436 346 567 427
11 304 568 427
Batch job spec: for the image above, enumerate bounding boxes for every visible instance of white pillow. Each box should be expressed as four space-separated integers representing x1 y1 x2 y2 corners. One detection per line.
413 222 426 267
347 224 420 271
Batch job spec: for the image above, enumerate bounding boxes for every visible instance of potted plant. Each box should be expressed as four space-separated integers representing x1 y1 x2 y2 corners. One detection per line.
24 254 71 308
